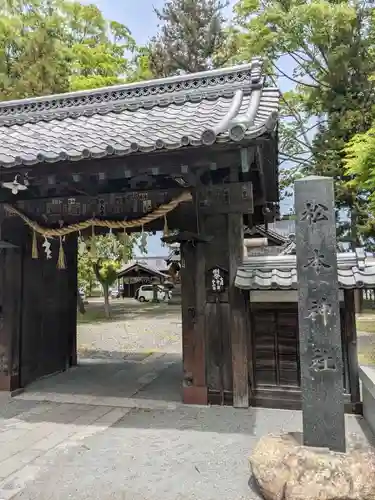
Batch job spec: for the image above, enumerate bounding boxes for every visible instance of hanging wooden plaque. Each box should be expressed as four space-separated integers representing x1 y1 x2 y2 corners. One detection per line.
196 182 253 214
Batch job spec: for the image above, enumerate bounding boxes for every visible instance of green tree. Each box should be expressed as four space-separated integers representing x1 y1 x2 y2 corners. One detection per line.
80 233 126 318
126 46 154 83
0 0 147 100
148 0 232 77
78 231 147 318
232 0 375 245
92 258 121 318
343 122 375 246
77 250 97 296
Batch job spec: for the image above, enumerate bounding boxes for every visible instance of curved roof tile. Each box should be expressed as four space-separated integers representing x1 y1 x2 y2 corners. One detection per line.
0 59 279 167
235 250 375 290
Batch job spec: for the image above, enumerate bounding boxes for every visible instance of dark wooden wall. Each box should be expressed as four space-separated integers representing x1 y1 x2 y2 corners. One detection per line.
248 298 361 413
1 217 77 390
0 245 22 391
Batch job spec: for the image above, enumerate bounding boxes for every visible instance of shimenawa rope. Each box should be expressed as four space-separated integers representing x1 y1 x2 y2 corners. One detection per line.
3 191 192 238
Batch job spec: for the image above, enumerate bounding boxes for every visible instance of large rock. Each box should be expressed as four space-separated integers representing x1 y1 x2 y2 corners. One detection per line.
249 433 375 500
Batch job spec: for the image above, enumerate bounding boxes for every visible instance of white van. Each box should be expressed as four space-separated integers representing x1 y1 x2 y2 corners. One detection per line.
135 285 167 302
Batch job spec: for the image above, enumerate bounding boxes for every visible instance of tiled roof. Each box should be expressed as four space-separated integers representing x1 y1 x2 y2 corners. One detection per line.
235 249 375 290
245 220 296 253
0 59 279 168
132 256 169 271
266 219 296 239
117 260 168 278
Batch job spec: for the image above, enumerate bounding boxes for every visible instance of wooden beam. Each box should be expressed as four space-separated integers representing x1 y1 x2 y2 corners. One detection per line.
7 188 189 221
181 239 208 405
181 242 196 399
66 236 78 367
343 289 361 410
194 240 208 401
162 231 212 244
255 144 267 207
228 164 249 408
196 182 254 215
0 139 276 198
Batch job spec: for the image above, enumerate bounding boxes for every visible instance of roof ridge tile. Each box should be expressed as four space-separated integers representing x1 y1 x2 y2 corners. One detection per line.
0 60 263 126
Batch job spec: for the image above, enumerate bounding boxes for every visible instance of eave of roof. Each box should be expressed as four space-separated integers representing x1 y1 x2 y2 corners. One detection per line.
117 262 168 279
235 249 375 290
0 59 280 168
248 225 288 245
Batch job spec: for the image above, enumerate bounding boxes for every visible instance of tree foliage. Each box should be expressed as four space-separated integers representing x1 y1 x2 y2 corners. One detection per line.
148 0 233 77
343 121 375 244
233 0 375 244
77 251 96 296
78 232 146 318
0 0 147 100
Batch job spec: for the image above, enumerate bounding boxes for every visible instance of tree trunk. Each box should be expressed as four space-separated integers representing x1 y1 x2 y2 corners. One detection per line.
103 283 111 318
152 284 159 303
93 261 112 319
77 289 86 315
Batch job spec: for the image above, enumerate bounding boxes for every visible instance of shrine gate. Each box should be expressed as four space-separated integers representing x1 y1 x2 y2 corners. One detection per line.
0 59 279 407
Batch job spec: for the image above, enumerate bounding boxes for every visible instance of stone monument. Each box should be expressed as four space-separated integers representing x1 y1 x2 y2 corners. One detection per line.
294 175 345 452
248 176 375 500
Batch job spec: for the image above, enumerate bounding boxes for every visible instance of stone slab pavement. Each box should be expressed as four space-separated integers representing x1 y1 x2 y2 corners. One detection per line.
0 395 374 500
0 301 373 499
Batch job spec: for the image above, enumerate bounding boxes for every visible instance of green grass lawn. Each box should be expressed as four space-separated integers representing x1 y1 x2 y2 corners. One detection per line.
356 312 375 365
357 318 375 333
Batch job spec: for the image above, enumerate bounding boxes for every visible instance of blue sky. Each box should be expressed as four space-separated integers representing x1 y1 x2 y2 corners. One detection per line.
94 0 167 45
93 0 235 45
92 0 291 256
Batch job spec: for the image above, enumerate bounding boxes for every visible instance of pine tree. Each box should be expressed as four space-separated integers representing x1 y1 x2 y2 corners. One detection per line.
149 0 231 77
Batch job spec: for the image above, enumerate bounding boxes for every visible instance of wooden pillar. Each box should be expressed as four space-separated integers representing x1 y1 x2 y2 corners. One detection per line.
228 213 249 408
66 235 78 367
0 243 22 392
343 289 361 411
186 174 253 407
180 240 207 404
228 165 249 408
354 289 363 313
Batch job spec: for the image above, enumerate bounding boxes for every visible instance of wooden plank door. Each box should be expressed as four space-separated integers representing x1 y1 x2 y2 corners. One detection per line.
250 306 300 390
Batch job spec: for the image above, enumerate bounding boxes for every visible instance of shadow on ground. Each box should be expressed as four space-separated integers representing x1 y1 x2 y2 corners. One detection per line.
19 352 182 399
78 300 181 324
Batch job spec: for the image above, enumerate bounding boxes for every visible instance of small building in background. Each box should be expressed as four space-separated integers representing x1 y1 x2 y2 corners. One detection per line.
117 259 169 298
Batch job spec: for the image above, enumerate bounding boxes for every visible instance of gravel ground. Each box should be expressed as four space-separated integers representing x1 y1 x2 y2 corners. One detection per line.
10 407 374 500
78 300 182 358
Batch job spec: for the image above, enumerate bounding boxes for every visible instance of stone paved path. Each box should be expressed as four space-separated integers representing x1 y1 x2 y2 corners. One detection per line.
0 399 373 500
0 302 373 498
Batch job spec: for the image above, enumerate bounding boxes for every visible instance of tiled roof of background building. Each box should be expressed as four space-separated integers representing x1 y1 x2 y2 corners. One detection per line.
235 249 375 290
